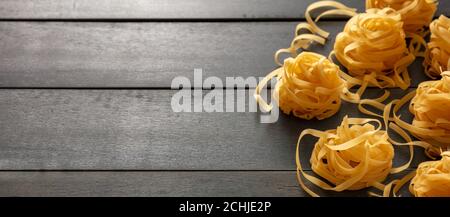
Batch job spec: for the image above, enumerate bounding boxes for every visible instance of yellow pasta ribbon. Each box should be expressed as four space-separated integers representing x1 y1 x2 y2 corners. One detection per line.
410 151 450 197
296 116 413 197
334 8 415 92
425 15 450 78
388 151 450 197
391 71 450 155
255 52 358 120
274 1 357 66
366 0 438 35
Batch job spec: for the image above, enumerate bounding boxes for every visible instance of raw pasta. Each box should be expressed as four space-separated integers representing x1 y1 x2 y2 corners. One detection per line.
255 52 356 120
366 0 437 35
389 151 450 197
410 151 450 197
334 8 415 91
392 71 450 152
274 1 357 66
296 116 402 196
425 15 450 78
259 0 449 197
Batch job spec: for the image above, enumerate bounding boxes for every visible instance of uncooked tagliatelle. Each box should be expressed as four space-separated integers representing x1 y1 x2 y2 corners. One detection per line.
410 151 450 197
255 52 358 120
392 71 450 153
278 2 421 94
425 15 450 78
274 1 357 66
389 151 450 197
366 0 437 35
296 116 410 197
334 8 415 92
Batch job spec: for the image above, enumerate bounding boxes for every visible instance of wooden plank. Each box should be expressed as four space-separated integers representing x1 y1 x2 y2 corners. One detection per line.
0 21 430 88
0 171 415 197
0 88 429 170
0 0 448 19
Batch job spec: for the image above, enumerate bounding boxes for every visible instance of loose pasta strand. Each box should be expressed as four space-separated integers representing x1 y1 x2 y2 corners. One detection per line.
274 1 357 66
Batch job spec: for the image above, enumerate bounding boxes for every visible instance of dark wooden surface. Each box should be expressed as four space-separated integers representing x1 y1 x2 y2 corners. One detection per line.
0 170 415 197
0 0 446 197
0 89 428 170
0 21 429 88
1 0 449 19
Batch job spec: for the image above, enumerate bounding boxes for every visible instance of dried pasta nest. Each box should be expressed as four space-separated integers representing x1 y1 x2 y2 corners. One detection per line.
334 8 415 90
296 116 397 196
393 71 450 151
409 151 450 197
274 52 346 120
255 52 353 120
366 0 437 34
424 15 450 78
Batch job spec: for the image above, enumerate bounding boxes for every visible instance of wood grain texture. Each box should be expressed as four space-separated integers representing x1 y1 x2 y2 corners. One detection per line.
0 21 430 88
0 88 429 170
0 171 415 197
0 1 444 198
0 0 448 19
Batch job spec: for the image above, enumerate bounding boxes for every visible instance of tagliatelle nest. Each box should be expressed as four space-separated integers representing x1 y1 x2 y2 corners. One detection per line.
255 52 357 120
366 0 437 34
296 116 401 197
275 53 346 119
424 15 450 78
334 8 415 90
409 151 450 197
388 151 450 197
392 72 450 152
